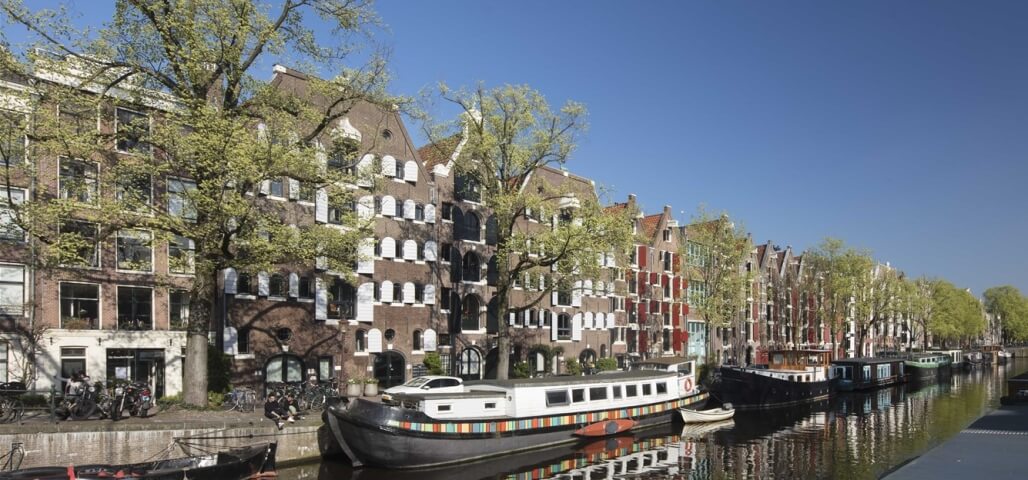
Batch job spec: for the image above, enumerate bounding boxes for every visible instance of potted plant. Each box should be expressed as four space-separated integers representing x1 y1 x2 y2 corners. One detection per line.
363 377 379 396
345 378 363 397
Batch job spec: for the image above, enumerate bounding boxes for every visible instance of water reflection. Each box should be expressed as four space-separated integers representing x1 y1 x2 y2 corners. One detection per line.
280 359 1024 480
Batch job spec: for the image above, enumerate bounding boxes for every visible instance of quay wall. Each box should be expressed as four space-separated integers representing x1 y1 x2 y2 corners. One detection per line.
0 420 330 469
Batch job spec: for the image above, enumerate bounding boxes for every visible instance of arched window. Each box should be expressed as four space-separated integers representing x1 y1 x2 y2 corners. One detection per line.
461 295 480 331
487 256 498 286
462 251 481 282
463 212 481 242
455 174 481 203
458 348 482 380
269 274 287 297
557 313 572 340
264 353 304 385
485 215 498 245
413 330 423 351
355 329 367 353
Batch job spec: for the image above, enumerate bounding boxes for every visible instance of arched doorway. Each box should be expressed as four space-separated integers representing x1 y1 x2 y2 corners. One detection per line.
458 348 482 380
264 354 304 392
373 351 406 388
579 349 597 367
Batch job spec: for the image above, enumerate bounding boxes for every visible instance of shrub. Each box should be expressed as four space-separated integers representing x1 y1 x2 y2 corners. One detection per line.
596 357 618 372
565 358 582 376
207 391 226 408
423 352 444 375
512 362 531 379
364 378 378 384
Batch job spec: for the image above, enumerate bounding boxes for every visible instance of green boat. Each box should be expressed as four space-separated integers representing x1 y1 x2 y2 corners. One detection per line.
904 353 953 383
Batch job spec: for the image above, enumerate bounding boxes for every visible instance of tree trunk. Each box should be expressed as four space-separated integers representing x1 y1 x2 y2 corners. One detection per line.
182 269 216 407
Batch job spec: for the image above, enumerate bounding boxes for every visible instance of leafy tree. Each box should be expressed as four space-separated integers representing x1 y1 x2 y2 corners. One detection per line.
983 286 1028 342
595 357 618 371
0 0 395 406
683 210 751 365
423 84 633 380
803 238 869 358
851 261 899 357
929 280 985 347
423 352 444 376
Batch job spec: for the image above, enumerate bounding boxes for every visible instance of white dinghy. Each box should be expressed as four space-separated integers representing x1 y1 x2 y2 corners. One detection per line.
679 404 735 424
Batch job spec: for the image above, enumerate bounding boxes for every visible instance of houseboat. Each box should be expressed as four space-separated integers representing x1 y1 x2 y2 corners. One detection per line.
714 349 836 410
323 367 708 469
935 349 970 370
904 353 953 383
831 357 907 391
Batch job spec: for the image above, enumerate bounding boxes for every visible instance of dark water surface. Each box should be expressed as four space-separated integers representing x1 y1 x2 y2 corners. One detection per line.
280 359 1025 480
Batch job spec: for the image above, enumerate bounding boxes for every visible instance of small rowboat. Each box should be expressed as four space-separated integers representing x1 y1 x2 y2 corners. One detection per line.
679 405 734 424
573 418 637 437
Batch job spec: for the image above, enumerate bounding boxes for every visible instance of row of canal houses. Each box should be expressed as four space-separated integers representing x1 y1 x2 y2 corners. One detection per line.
0 58 917 396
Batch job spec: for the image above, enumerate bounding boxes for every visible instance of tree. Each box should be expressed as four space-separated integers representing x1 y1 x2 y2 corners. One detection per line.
803 238 868 359
906 276 936 351
683 210 751 366
423 84 633 380
0 0 395 406
983 286 1028 343
929 280 985 347
851 261 899 357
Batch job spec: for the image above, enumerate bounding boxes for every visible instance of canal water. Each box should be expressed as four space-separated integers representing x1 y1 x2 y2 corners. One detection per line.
279 358 1026 480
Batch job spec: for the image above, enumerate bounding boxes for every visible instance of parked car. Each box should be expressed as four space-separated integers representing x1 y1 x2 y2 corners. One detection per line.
381 376 464 404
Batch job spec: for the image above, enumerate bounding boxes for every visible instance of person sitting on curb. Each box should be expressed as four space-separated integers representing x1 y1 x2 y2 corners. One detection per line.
264 394 293 429
284 393 303 420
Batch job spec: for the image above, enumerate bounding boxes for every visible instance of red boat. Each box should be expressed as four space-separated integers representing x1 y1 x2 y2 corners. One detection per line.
573 418 637 437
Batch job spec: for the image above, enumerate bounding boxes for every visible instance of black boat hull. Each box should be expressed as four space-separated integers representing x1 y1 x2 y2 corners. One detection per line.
716 367 834 410
325 393 708 469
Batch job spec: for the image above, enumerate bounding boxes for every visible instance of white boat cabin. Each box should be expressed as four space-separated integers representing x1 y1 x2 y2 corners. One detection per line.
732 349 835 383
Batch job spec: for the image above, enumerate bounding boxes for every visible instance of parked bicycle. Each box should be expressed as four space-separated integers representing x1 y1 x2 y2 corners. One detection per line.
0 382 25 424
221 387 258 413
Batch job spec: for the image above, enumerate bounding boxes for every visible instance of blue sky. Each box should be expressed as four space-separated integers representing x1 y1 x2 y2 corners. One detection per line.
7 1 1027 295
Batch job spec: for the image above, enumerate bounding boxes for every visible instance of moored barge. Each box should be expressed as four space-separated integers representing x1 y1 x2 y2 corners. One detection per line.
904 353 953 383
324 365 707 469
831 357 907 391
715 349 836 410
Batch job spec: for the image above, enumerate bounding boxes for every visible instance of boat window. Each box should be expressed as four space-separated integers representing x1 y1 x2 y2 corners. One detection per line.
546 389 569 406
437 404 451 412
572 388 585 403
612 385 622 399
789 375 794 382
590 387 608 401
626 385 638 397
484 402 496 409
642 384 652 396
677 363 693 376
806 375 810 382
656 382 667 394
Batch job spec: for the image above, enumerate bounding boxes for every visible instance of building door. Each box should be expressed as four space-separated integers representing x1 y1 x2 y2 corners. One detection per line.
458 348 482 381
373 351 405 388
105 349 166 398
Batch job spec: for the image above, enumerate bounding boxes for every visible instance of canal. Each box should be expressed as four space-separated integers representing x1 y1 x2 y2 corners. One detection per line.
280 358 1026 480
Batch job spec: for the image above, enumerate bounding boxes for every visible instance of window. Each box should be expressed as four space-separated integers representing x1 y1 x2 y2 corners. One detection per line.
688 281 708 306
414 284 424 303
612 385 623 399
437 404 451 412
557 314 572 340
319 356 333 381
642 383 652 396
414 204 424 221
116 174 152 210
117 286 152 330
237 327 251 354
0 110 26 165
269 274 287 298
299 276 315 299
268 178 284 197
169 289 189 330
328 138 358 175
168 235 195 274
413 330 423 351
441 243 452 263
462 252 481 282
461 212 481 241
546 389 569 407
663 251 672 271
590 387 607 401
687 241 708 267
461 295 480 331
328 199 352 225
167 178 197 221
626 384 638 397
60 282 99 329
298 182 316 203
60 221 100 267
116 229 153 272
454 174 481 203
441 202 453 221
60 347 86 390
568 388 584 403
392 283 401 303
656 382 668 394
440 287 451 310
59 158 98 203
0 187 26 241
328 279 356 320
0 265 25 317
59 101 94 136
116 107 149 153
355 329 367 353
663 228 671 242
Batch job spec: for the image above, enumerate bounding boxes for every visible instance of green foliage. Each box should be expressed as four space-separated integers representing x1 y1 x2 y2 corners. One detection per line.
929 280 986 344
595 357 618 371
207 345 232 394
804 238 874 353
512 362 531 379
207 391 226 408
983 286 1028 342
565 358 582 376
423 352 444 375
364 377 378 384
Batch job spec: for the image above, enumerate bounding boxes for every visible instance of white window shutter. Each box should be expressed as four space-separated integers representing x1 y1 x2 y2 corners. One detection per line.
584 312 594 330
403 160 418 183
316 256 328 271
403 199 415 219
607 282 614 296
598 253 605 266
596 312 605 330
583 280 593 297
259 180 270 195
368 328 383 353
356 283 375 322
258 272 269 296
287 178 300 200
380 280 394 302
423 241 437 262
315 277 328 320
607 253 616 267
288 272 299 298
403 282 415 304
357 238 375 274
381 155 396 177
356 154 374 187
315 188 328 223
380 237 396 259
223 326 238 355
539 275 546 291
572 313 582 341
551 316 559 341
358 195 374 220
551 290 559 306
572 281 582 307
403 240 417 261
424 329 437 351
509 312 516 326
381 196 396 216
223 268 238 294
423 284 436 305
597 281 605 297
424 204 436 223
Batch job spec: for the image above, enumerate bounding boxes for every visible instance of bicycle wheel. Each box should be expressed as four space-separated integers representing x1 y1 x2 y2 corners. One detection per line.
70 397 97 420
242 391 256 412
221 392 239 412
0 397 15 423
309 393 326 410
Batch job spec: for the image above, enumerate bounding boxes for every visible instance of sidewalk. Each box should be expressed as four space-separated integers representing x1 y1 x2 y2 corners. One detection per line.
0 404 323 434
884 405 1028 479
